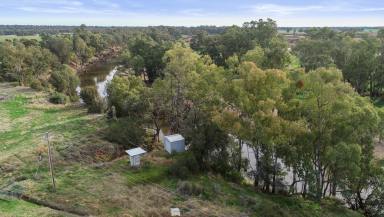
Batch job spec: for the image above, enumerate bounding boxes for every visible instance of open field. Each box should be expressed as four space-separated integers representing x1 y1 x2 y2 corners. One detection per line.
0 34 41 42
0 198 76 217
0 83 363 217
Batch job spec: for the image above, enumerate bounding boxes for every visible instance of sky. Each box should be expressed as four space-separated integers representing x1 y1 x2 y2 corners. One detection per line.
0 0 383 27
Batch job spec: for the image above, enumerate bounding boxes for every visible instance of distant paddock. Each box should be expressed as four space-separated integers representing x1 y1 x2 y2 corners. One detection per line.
0 34 41 42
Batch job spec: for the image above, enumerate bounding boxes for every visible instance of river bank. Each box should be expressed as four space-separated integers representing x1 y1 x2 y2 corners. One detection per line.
69 46 122 73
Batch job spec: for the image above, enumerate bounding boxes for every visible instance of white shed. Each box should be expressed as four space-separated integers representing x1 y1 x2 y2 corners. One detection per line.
170 208 181 216
164 134 185 154
125 147 147 167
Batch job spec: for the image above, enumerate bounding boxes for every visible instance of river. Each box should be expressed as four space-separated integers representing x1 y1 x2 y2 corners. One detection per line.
76 59 120 98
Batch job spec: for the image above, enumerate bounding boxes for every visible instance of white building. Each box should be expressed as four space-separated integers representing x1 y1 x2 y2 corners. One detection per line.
125 147 147 167
164 134 185 154
170 208 181 216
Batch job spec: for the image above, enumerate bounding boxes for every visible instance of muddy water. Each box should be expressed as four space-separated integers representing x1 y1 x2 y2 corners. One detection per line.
76 59 120 98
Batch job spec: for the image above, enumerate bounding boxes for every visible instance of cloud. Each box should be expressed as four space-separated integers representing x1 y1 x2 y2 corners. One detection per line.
15 0 120 15
250 3 384 15
1 0 384 26
92 0 119 9
251 4 325 15
361 7 384 12
179 9 207 17
30 0 83 7
17 6 114 15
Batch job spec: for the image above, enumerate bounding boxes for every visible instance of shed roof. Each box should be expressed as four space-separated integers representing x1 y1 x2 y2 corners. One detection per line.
170 208 181 216
165 134 184 143
125 147 147 156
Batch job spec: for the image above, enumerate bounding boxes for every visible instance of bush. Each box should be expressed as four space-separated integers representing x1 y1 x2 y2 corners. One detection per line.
88 99 106 113
105 117 145 149
168 152 199 179
80 86 105 113
168 162 189 179
80 86 98 105
49 92 67 104
30 79 44 91
50 65 79 101
106 75 148 117
223 170 243 183
177 181 204 196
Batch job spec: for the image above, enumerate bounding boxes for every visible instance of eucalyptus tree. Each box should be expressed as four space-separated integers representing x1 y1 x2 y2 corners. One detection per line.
287 67 380 201
214 61 300 191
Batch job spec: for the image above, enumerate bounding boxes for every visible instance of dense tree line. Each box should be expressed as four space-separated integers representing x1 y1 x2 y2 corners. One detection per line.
294 28 384 97
0 25 226 38
190 19 291 69
1 21 384 216
105 20 384 217
0 25 131 102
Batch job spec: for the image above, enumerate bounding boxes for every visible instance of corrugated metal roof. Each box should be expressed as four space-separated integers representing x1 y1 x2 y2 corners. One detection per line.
165 134 184 142
125 147 147 156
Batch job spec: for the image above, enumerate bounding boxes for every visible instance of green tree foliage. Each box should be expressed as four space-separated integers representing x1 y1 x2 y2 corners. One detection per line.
50 66 79 101
241 45 265 67
156 42 201 133
105 75 150 148
42 35 73 64
285 68 380 202
106 75 148 118
184 111 239 180
106 117 146 149
293 39 335 71
123 34 170 82
73 35 94 65
294 27 384 97
0 41 56 85
1 24 130 100
149 43 382 212
365 173 384 217
80 86 105 113
191 19 290 69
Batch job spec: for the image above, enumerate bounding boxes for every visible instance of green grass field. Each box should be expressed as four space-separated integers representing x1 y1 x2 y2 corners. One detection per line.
0 198 73 217
0 35 41 42
0 84 364 217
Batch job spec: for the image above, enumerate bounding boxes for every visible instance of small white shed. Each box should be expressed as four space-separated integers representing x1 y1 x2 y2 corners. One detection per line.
170 208 181 216
125 147 147 167
164 134 185 154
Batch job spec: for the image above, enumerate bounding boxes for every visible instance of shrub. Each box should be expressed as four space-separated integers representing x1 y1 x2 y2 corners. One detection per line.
223 170 243 183
50 65 79 101
49 92 67 104
168 152 199 179
88 99 106 113
105 117 145 149
80 86 98 105
30 79 44 91
80 86 105 113
106 75 148 117
177 181 204 196
168 162 189 179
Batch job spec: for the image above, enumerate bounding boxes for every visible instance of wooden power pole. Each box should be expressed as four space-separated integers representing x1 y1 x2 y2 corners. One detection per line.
45 132 56 192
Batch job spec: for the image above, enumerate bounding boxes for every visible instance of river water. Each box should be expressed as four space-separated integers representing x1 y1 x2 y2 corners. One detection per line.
76 59 119 98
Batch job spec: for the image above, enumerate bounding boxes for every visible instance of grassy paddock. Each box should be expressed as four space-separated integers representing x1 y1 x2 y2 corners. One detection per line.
0 198 71 217
0 35 41 42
